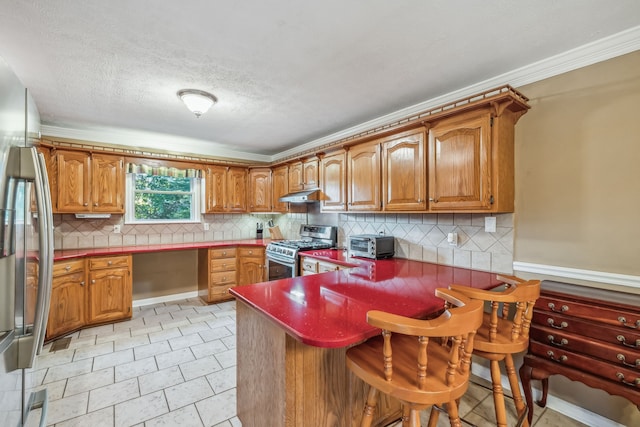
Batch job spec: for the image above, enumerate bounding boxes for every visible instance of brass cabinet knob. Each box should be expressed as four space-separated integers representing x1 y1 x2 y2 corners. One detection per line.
83 203 88 206
94 203 98 207
80 281 85 287
107 261 112 265
91 280 96 284
65 265 71 271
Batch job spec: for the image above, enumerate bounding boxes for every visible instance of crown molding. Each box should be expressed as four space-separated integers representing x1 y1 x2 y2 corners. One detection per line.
40 124 272 163
42 26 640 164
273 25 640 162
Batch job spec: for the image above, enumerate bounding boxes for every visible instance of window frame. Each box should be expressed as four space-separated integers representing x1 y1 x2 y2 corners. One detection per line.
124 173 202 224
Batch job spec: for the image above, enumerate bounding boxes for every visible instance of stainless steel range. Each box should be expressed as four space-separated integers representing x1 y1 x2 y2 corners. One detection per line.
266 224 337 280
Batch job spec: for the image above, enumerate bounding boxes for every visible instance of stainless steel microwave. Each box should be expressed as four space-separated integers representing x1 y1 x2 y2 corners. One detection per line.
348 235 395 259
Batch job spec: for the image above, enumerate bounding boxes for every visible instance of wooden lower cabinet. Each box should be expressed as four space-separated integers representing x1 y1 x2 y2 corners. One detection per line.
87 255 132 325
198 247 237 303
237 246 265 285
47 259 86 340
300 256 348 276
46 255 132 341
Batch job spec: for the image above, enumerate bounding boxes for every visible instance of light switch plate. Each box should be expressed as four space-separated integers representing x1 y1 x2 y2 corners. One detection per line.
485 217 497 233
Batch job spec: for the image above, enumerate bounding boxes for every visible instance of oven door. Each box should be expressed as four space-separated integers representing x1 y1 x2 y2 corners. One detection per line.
266 254 297 280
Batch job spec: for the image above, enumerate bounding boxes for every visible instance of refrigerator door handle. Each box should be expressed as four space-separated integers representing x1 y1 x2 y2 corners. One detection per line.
24 388 48 427
31 150 53 358
17 148 53 368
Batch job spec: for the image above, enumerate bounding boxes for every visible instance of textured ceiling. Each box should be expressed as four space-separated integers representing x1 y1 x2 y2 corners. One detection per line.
1 1 639 159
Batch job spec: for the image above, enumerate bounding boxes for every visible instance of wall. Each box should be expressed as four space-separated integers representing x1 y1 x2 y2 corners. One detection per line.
514 51 640 426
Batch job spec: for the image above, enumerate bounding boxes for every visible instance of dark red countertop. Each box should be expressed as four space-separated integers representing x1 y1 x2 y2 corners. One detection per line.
53 239 270 261
230 256 502 349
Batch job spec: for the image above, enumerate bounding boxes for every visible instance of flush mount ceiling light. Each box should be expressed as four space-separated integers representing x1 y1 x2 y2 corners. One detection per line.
177 89 218 118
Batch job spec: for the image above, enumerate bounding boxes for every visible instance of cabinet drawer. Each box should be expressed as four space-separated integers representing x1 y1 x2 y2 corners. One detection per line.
210 271 236 285
301 259 318 274
532 310 640 349
88 255 130 270
537 295 640 329
531 324 640 370
209 284 234 299
318 262 340 273
211 258 236 273
53 259 85 276
530 340 640 388
210 247 236 259
237 246 265 257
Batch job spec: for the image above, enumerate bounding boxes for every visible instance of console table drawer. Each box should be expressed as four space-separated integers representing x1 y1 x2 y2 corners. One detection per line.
537 294 640 328
530 324 640 369
532 310 640 347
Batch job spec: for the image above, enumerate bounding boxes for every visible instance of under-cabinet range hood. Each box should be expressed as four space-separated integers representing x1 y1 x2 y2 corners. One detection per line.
278 188 322 203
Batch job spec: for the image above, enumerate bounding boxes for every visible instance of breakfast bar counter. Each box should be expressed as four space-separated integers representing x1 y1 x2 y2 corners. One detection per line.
230 259 501 427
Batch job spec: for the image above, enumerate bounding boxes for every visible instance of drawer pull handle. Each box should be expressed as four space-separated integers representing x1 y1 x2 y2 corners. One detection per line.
65 265 71 271
546 350 567 363
547 335 568 347
548 303 568 313
547 318 568 329
616 354 640 368
617 335 640 349
616 372 640 387
618 316 640 329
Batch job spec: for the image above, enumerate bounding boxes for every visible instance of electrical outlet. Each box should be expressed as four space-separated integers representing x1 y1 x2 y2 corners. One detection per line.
447 232 458 246
203 223 210 231
485 217 497 233
113 224 121 234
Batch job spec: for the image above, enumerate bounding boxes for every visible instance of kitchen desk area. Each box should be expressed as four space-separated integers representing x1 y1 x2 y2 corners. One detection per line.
230 254 502 427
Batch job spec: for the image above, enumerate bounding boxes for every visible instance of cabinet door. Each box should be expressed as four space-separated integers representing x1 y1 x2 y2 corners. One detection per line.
428 112 492 210
238 256 265 285
91 153 124 213
348 142 381 211
47 272 86 339
87 268 132 324
382 129 427 211
249 168 272 212
205 166 227 213
302 158 319 189
271 165 289 213
56 150 91 212
320 151 346 212
288 162 303 192
227 167 248 212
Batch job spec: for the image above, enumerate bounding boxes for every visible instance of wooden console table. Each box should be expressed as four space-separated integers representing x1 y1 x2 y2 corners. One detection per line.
519 280 640 424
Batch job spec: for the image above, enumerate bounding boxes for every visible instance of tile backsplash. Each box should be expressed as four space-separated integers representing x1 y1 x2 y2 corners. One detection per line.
54 211 513 274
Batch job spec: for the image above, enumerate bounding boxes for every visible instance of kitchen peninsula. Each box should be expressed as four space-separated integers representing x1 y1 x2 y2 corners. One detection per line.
230 255 502 427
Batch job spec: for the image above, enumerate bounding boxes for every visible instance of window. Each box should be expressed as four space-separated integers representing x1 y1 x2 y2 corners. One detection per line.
125 173 202 224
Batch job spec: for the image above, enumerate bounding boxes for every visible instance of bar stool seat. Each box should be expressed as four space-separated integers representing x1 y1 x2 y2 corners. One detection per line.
346 288 484 427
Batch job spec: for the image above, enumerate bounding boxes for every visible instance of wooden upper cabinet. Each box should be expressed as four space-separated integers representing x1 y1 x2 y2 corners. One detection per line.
271 165 289 213
288 162 304 192
226 167 248 213
381 128 427 211
320 150 346 212
56 150 91 212
289 158 319 191
248 168 272 212
302 158 319 189
91 154 124 213
347 142 381 211
54 150 124 214
428 111 492 211
204 166 248 213
205 165 227 213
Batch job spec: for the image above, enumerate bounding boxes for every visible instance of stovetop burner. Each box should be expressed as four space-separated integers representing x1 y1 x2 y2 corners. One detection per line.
266 224 337 260
272 240 334 250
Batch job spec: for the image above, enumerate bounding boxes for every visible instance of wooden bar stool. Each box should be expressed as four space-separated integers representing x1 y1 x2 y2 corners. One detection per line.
346 288 484 427
446 275 541 427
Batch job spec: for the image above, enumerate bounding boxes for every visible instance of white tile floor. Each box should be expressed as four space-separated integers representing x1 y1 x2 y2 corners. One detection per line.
29 297 587 427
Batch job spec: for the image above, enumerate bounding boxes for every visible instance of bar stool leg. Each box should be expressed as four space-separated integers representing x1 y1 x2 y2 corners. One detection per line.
426 405 440 427
445 400 462 427
490 360 508 427
361 386 378 427
505 354 529 427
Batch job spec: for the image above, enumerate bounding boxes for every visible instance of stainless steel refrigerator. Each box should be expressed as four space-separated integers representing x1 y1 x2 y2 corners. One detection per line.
0 57 54 426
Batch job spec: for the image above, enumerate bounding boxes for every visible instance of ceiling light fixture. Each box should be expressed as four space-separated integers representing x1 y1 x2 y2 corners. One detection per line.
177 89 218 118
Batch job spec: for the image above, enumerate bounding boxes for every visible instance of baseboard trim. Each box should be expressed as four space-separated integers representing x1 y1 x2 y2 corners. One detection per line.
133 291 200 307
512 261 640 289
471 364 624 427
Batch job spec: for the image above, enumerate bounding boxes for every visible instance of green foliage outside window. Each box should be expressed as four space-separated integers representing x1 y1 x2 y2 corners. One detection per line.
133 175 194 220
